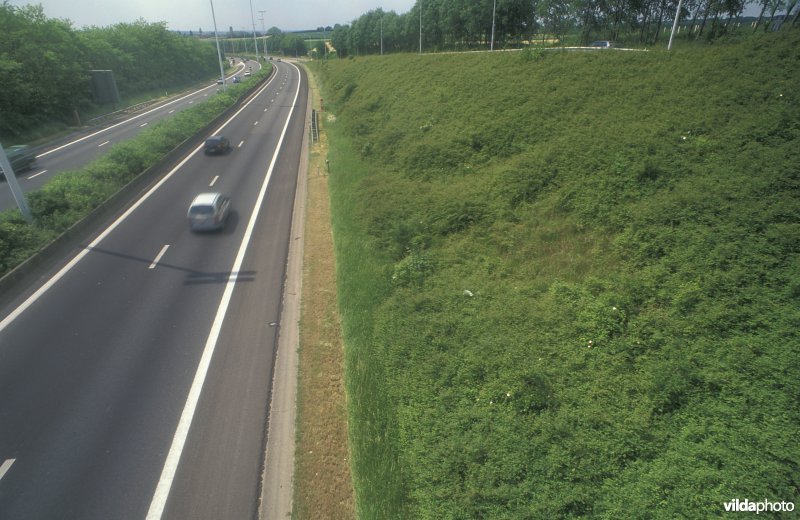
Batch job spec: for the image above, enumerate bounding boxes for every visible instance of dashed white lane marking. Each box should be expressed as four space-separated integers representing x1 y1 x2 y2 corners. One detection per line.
26 170 47 180
98 140 111 147
0 459 15 481
254 121 259 126
209 175 219 187
140 122 148 127
168 109 175 114
148 245 170 270
145 60 302 520
238 141 245 148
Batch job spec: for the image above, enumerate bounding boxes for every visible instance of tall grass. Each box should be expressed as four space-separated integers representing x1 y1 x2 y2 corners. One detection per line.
323 128 408 518
313 31 799 518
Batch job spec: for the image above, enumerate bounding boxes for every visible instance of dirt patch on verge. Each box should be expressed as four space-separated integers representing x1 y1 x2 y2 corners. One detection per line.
293 66 356 519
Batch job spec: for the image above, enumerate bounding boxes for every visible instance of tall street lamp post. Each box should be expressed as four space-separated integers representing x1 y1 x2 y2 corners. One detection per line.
249 0 260 59
209 0 226 90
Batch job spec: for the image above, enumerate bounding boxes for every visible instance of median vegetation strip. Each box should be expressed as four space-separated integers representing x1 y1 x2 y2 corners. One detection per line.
311 31 799 518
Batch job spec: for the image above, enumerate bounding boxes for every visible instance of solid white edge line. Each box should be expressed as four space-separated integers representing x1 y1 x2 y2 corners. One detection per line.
148 244 170 270
0 459 15 480
145 62 301 520
0 69 282 335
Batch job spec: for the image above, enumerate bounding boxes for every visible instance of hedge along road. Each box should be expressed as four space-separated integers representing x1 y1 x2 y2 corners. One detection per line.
0 59 257 214
0 60 308 520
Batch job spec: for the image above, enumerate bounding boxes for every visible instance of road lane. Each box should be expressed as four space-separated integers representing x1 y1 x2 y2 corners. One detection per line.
0 61 305 520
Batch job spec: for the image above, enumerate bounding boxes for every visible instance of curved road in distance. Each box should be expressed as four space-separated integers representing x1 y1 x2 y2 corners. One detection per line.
0 59 260 213
0 60 307 520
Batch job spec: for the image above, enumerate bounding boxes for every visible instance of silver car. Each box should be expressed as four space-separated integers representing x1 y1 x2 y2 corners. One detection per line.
188 192 230 231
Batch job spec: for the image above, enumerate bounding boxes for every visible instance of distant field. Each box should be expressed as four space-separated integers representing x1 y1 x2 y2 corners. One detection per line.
311 30 800 519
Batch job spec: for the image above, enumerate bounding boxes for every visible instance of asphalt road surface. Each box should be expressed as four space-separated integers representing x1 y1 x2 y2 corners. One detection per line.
0 59 258 213
0 60 308 520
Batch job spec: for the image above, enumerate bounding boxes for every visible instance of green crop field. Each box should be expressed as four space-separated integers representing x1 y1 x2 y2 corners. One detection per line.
310 31 799 519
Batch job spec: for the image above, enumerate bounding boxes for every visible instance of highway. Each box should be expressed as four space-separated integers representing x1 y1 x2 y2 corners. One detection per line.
0 59 257 213
0 60 308 519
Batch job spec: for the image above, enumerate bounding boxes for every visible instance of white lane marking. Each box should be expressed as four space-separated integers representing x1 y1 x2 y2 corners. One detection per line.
0 64 283 335
254 121 259 126
188 101 194 104
148 245 170 270
98 140 111 147
35 85 221 159
209 175 219 187
26 170 47 180
145 62 302 520
264 108 268 112
168 109 175 114
237 141 245 148
0 459 15 481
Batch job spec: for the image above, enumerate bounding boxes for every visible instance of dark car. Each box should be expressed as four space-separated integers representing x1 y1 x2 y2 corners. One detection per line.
1 145 36 180
204 136 231 155
233 76 241 83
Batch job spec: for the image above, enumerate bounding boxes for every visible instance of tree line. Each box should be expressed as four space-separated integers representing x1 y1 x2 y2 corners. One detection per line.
330 0 799 56
0 2 220 143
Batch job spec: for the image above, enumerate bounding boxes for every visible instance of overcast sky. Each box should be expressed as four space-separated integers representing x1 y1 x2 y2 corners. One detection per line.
9 0 417 32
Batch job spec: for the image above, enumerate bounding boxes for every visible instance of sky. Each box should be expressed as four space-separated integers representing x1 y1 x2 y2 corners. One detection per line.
8 0 417 32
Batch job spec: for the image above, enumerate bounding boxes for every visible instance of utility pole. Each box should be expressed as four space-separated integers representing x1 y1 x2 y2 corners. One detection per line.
419 0 423 53
258 11 269 56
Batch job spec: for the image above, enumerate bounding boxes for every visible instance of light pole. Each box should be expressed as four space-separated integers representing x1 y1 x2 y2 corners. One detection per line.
249 0 259 59
209 0 226 90
419 0 423 53
668 0 683 50
380 17 384 55
491 0 496 51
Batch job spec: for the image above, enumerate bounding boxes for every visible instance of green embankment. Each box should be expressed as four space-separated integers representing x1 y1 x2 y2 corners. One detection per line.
311 32 799 518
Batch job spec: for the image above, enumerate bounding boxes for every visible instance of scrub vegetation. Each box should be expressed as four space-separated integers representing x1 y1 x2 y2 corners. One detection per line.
310 31 799 518
0 2 222 143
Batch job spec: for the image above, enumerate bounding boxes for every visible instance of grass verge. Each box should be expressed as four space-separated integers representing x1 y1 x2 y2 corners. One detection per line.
292 67 356 519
